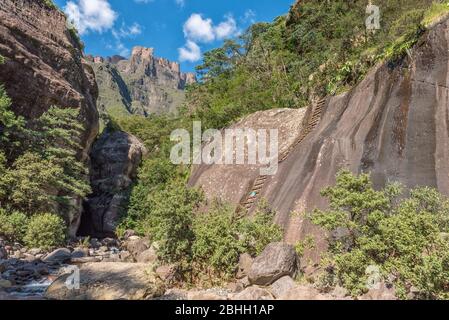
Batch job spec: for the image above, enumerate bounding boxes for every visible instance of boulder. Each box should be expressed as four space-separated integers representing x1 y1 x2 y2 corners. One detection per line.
124 238 150 260
269 276 297 299
43 248 72 264
79 129 147 238
248 242 299 286
71 248 89 259
231 286 274 300
45 262 165 300
136 247 158 264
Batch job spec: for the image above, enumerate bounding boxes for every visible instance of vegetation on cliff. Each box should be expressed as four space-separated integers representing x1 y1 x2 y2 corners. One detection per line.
1 55 90 248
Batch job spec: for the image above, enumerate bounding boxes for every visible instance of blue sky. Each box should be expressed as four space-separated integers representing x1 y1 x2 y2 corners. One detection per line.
53 0 294 72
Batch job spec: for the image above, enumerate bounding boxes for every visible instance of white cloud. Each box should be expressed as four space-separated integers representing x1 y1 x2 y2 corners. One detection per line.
214 15 238 40
178 40 201 62
64 0 117 35
183 13 240 44
179 13 241 63
183 13 215 43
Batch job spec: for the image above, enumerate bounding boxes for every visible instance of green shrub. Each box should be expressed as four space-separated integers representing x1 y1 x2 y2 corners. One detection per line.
24 213 66 250
311 170 449 299
143 182 204 263
0 210 29 242
192 200 283 282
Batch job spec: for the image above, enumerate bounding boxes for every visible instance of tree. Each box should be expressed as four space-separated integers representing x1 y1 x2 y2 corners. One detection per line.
311 170 449 299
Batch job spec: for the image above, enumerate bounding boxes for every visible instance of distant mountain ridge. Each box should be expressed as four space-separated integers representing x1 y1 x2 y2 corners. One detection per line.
86 47 196 118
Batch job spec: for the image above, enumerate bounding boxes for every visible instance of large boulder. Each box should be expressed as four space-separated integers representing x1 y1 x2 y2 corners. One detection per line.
190 17 449 268
45 262 164 300
248 242 299 286
43 248 72 264
269 276 297 299
79 128 147 238
0 0 99 237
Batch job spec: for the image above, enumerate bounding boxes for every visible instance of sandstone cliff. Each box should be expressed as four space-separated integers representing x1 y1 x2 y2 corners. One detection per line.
88 47 196 117
0 0 99 236
190 17 449 263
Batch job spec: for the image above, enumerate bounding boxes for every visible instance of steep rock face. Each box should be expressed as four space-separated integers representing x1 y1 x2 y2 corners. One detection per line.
0 0 99 160
90 46 196 116
0 0 99 236
190 18 449 263
79 128 147 238
189 108 306 206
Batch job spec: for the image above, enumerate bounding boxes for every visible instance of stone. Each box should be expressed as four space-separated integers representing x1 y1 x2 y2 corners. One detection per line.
43 248 72 264
236 253 253 279
269 276 297 299
71 248 89 259
136 247 158 264
227 282 244 293
248 242 299 286
124 238 150 260
102 238 118 247
89 238 101 249
0 279 12 289
155 264 177 283
45 262 165 300
79 130 147 238
119 251 133 262
231 287 274 300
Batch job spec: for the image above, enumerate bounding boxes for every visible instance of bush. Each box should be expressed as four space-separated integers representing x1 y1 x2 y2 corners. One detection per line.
311 170 449 299
192 200 283 283
143 182 204 264
24 213 66 250
0 210 29 242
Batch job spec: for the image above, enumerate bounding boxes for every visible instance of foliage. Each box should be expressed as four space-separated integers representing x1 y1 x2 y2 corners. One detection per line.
24 213 66 250
311 170 449 299
0 106 91 215
0 209 28 243
142 182 204 264
192 200 282 282
184 0 446 125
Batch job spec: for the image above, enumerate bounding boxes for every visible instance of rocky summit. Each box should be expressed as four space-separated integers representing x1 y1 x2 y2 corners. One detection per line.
87 46 196 117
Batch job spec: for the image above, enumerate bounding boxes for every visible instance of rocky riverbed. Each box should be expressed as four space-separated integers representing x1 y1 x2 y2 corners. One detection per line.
1 238 396 300
0 233 158 299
